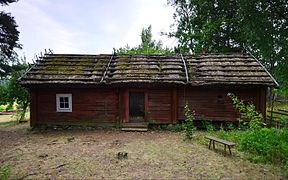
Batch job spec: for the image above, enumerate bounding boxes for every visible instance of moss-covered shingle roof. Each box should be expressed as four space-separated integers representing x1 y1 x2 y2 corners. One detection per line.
20 53 278 86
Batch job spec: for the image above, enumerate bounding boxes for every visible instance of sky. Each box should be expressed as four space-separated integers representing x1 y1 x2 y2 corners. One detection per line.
2 0 177 62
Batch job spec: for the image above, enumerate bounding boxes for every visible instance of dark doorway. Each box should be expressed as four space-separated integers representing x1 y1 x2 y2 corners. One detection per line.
129 92 145 122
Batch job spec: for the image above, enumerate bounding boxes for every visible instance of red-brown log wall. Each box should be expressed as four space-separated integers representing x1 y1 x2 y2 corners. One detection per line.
177 86 266 121
29 86 267 126
147 89 173 123
31 88 119 126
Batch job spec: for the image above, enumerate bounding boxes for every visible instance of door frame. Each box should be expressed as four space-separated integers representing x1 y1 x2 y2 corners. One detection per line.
123 88 148 123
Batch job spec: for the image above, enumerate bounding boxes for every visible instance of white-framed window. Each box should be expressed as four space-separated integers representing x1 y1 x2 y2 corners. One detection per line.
56 94 72 112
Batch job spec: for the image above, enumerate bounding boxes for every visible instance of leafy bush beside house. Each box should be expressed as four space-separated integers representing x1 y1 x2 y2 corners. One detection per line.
227 92 262 130
213 127 288 170
209 93 288 170
183 104 196 140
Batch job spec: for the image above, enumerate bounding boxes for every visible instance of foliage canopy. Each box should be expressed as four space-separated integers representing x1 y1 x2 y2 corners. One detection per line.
117 25 172 54
168 0 288 95
0 0 20 76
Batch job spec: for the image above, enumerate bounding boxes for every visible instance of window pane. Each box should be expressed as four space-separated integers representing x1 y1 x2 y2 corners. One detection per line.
64 97 69 103
59 96 70 109
60 102 65 108
64 102 69 108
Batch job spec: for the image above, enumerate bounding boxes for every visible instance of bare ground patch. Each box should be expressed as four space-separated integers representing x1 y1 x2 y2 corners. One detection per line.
0 124 285 179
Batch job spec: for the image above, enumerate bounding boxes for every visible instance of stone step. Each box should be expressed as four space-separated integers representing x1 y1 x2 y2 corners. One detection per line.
121 127 148 132
121 122 148 128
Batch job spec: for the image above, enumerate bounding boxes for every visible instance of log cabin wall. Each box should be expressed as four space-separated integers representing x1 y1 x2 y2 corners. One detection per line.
30 86 267 127
177 86 267 122
119 87 176 124
31 88 119 126
147 88 173 123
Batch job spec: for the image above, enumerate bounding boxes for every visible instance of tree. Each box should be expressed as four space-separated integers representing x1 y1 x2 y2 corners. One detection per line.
168 0 288 95
168 0 245 53
237 0 288 95
0 0 17 6
117 25 172 54
0 61 29 121
0 0 21 75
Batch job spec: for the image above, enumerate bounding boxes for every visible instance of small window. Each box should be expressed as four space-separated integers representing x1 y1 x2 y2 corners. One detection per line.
56 94 72 112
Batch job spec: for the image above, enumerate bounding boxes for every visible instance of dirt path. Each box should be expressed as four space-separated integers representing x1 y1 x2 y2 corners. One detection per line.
0 124 284 179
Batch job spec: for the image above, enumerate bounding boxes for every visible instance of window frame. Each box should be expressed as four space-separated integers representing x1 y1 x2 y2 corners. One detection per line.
56 94 72 112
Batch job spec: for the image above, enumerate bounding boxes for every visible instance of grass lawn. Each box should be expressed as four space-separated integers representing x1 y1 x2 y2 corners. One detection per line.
0 111 29 126
0 124 286 179
0 114 16 123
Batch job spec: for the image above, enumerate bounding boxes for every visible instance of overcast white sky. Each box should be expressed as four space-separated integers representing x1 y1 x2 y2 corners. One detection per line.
2 0 177 62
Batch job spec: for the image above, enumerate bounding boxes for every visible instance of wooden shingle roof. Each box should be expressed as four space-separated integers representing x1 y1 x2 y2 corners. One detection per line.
20 53 278 87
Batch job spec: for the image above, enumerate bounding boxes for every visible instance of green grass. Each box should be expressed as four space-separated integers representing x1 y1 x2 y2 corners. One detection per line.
0 165 12 180
0 121 17 126
268 101 288 111
198 128 288 173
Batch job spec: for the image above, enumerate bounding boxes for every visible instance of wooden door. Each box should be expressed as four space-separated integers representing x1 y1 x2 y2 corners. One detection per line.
129 92 145 122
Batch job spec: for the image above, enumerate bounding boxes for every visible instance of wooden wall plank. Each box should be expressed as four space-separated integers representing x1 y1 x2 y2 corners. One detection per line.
35 88 119 125
177 86 264 122
148 89 172 123
30 90 38 126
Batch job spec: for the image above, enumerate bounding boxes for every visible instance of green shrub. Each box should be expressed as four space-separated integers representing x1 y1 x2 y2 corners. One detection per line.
239 128 288 166
5 104 13 111
183 104 196 140
166 124 184 132
214 126 288 170
226 122 234 130
227 93 262 130
0 105 5 111
201 120 215 131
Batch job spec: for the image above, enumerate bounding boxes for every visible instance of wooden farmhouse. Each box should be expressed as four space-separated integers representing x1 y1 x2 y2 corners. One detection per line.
20 53 278 128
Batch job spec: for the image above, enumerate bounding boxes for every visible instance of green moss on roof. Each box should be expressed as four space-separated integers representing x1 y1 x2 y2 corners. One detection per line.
117 61 132 68
94 59 107 69
20 53 277 86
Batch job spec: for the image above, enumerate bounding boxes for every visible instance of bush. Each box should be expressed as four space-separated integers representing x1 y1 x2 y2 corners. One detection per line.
201 120 215 131
183 104 196 140
239 128 288 166
214 123 288 170
0 105 5 111
227 93 262 130
166 124 184 132
226 122 234 130
5 104 13 111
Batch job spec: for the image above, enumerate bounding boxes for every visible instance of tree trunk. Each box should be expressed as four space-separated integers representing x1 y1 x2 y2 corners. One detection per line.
267 56 275 108
19 100 28 122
